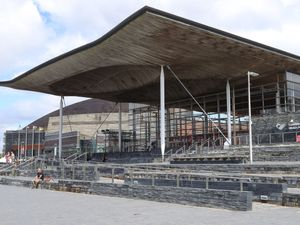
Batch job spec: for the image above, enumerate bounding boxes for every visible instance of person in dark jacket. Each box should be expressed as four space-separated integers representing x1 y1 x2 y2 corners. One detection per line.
32 168 44 188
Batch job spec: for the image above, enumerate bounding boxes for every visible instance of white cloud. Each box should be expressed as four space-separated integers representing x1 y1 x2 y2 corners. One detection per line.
0 0 54 79
1 0 300 152
0 91 87 151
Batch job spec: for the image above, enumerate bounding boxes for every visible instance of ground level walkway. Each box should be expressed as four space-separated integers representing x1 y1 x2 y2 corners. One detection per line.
1 185 300 225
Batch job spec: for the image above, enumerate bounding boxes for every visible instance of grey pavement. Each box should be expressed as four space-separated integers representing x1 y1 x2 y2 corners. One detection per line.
1 185 300 225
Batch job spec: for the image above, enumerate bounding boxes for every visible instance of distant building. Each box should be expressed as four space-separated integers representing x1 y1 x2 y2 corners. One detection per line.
3 128 45 158
3 99 130 158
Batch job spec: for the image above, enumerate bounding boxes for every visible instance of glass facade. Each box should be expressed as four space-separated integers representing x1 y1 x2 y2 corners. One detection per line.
286 71 300 112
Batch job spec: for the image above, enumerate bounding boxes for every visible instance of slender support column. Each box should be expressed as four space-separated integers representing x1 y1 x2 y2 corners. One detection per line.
38 128 41 158
59 96 64 160
160 66 165 161
191 103 196 143
118 103 122 152
276 75 281 113
217 94 221 128
261 86 265 114
25 126 28 160
248 74 253 164
247 71 259 164
132 108 136 152
232 86 236 145
226 80 232 144
179 107 182 141
17 125 21 159
31 127 35 157
148 111 151 147
166 108 171 148
203 97 208 140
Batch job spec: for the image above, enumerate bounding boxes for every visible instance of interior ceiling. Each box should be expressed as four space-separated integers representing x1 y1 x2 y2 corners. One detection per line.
1 6 300 105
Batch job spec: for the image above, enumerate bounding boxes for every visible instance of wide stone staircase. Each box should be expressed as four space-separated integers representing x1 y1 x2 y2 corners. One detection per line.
2 156 300 210
167 143 300 164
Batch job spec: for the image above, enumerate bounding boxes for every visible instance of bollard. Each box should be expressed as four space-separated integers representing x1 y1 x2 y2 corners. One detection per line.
112 168 115 184
130 171 133 184
94 166 99 181
176 174 180 187
61 168 65 179
61 160 65 179
152 173 155 186
72 166 75 180
240 180 243 191
83 166 87 181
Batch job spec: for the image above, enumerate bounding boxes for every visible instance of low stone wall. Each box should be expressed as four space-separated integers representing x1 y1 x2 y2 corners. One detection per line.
18 165 125 182
17 162 300 190
282 193 300 207
0 177 252 211
89 182 252 211
125 177 286 203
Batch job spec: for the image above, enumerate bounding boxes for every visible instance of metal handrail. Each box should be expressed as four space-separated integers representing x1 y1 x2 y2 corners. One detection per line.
71 152 88 163
64 152 79 161
126 170 253 181
0 157 35 172
174 145 186 155
212 137 225 149
126 170 253 191
234 130 300 146
164 148 174 156
200 138 211 151
184 142 199 155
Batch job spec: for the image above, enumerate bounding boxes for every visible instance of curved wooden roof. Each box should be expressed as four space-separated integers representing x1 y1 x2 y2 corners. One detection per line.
1 6 300 104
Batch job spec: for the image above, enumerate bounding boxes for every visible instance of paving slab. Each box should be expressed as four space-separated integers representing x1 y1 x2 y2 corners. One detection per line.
1 185 300 225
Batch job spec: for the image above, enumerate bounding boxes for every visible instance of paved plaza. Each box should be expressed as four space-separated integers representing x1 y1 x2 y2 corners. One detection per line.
0 185 299 225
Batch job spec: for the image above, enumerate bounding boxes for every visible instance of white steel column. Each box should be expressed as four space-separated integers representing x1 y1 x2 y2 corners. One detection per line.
247 71 260 164
226 80 232 144
38 128 41 158
118 103 122 152
160 66 165 161
248 74 253 163
31 126 35 157
58 96 63 160
25 126 28 160
17 125 21 159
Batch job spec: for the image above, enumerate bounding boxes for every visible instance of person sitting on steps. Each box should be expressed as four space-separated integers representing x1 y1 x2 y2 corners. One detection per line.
32 168 44 189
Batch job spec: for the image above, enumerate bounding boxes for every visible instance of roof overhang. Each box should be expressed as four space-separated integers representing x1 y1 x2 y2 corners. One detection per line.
1 6 300 104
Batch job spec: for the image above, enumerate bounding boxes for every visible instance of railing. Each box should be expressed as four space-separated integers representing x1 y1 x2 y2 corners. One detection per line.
0 157 35 172
199 138 211 152
164 148 175 160
166 137 227 160
64 152 79 161
125 170 253 191
174 145 186 156
72 152 88 162
235 131 300 146
182 142 201 156
212 137 225 149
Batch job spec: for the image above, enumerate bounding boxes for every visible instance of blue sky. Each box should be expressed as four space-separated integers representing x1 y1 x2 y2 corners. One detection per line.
1 0 300 152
